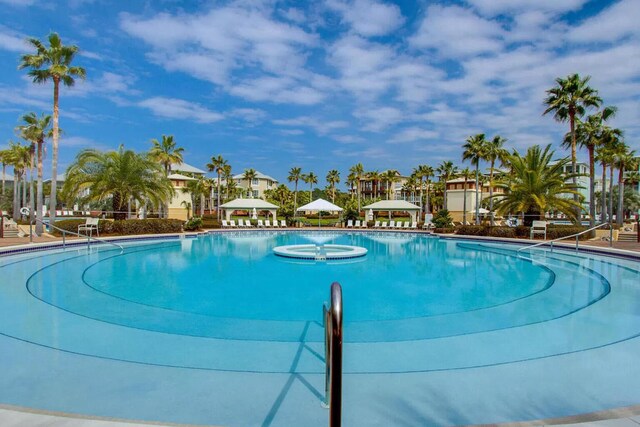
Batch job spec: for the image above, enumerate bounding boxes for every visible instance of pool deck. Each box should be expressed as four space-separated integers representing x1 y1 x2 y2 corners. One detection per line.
1 228 639 427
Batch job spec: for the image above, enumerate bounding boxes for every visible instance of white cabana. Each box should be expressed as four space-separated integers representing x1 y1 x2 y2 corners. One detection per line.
362 200 421 223
219 198 279 221
297 198 343 227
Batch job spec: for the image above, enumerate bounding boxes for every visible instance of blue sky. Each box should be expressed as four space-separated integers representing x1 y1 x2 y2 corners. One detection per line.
0 0 638 187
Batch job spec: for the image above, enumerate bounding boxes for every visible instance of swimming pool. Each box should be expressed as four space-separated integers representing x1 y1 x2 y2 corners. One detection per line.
1 231 639 426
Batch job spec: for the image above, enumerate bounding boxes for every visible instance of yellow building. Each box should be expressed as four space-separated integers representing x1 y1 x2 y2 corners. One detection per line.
445 177 504 223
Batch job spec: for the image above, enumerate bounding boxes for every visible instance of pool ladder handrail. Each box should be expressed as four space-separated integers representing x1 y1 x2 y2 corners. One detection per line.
323 282 343 427
30 217 124 254
516 221 613 259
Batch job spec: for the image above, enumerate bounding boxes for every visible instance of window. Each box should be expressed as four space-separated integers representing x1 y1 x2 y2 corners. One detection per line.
252 190 259 198
252 178 259 186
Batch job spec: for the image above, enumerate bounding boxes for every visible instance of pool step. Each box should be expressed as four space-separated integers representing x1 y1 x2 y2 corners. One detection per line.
618 233 637 242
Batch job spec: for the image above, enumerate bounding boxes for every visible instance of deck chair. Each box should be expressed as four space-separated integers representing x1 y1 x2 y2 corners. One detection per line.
245 219 254 228
257 220 264 228
381 221 388 229
265 219 271 227
389 220 396 228
229 220 237 228
237 219 245 227
410 222 418 229
403 221 410 229
373 221 381 228
221 220 229 228
272 220 279 228
354 220 361 228
361 220 368 229
530 221 547 239
280 219 287 228
346 219 353 228
78 217 100 236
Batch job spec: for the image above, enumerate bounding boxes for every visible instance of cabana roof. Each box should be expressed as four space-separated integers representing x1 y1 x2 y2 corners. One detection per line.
362 200 421 211
297 198 343 212
219 198 279 210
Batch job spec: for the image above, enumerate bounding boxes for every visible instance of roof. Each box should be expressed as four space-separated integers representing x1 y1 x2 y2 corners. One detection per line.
168 173 197 181
44 173 66 183
219 198 279 209
362 200 421 211
232 170 278 182
171 162 207 175
297 198 343 212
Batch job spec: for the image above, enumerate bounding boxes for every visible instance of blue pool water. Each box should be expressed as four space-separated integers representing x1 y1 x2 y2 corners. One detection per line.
1 231 640 426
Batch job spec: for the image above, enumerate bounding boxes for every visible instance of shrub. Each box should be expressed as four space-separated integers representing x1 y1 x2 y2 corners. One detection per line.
546 225 588 240
433 227 455 234
456 225 485 236
433 209 453 228
486 227 516 238
52 219 185 236
456 225 516 238
201 217 220 229
184 217 203 231
514 225 530 238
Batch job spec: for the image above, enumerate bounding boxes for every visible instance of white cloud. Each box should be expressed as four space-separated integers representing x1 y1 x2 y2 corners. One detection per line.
138 97 224 123
410 5 504 58
326 0 404 37
229 76 325 105
568 0 640 43
273 116 349 135
466 0 587 16
0 26 28 52
389 127 439 143
355 107 405 132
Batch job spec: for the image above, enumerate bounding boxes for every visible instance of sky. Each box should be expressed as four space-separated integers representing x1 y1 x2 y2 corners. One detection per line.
0 0 638 188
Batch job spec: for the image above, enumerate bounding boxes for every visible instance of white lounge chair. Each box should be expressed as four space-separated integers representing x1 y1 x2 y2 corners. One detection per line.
410 222 417 229
257 220 264 228
373 221 381 228
271 220 278 228
346 220 353 228
237 219 245 227
78 217 99 236
403 221 410 229
280 219 287 228
361 221 368 229
221 220 229 228
381 221 388 229
354 220 361 228
229 220 237 228
265 219 271 227
530 221 547 239
245 219 254 228
423 221 434 230
389 220 396 229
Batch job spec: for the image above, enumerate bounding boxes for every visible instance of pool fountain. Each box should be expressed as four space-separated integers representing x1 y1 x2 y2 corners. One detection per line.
272 243 368 260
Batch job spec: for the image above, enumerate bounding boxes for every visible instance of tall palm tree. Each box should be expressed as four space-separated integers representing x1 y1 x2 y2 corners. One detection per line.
382 170 399 200
543 73 602 216
349 163 365 210
63 146 174 221
413 164 432 216
19 32 86 225
288 167 302 215
346 172 357 200
462 134 486 224
222 164 233 201
436 161 458 212
459 167 473 225
7 142 32 219
366 170 381 199
0 149 9 194
242 168 257 198
206 155 228 220
326 169 340 202
16 112 52 234
302 172 318 200
483 135 509 226
492 145 582 224
613 143 636 226
149 135 183 217
563 106 617 227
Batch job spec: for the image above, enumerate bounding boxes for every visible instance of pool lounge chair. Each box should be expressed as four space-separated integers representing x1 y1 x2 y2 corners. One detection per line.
389 220 396 229
245 220 254 228
280 219 287 228
265 219 271 227
221 220 229 228
257 220 264 228
346 220 353 228
78 217 100 236
229 220 237 228
272 220 279 228
403 221 410 229
410 222 418 229
361 221 368 229
423 221 434 230
373 221 381 228
381 221 388 229
354 220 361 228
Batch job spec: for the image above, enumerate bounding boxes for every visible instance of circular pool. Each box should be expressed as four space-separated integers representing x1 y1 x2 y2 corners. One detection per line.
0 231 639 426
273 243 367 260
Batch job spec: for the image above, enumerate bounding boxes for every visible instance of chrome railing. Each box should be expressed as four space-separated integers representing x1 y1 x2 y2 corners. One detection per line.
30 217 124 253
517 222 613 258
323 282 343 427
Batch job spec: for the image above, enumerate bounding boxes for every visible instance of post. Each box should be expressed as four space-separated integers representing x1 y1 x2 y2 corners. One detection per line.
0 216 3 239
576 235 579 252
323 282 343 427
29 220 33 243
610 225 614 248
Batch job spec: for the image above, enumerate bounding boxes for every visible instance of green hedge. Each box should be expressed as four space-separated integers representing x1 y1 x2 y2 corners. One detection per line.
52 219 184 236
456 224 588 240
433 227 455 234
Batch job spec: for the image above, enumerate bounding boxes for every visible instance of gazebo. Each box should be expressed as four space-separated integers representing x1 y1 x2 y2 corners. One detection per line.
297 198 343 227
362 200 422 223
219 198 279 221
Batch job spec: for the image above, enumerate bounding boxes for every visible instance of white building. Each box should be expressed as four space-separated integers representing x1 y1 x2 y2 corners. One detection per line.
233 170 278 199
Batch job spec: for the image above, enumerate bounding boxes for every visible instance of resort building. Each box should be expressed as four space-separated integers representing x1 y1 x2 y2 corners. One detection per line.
445 177 505 222
232 170 278 199
356 171 413 202
167 173 197 220
555 161 591 210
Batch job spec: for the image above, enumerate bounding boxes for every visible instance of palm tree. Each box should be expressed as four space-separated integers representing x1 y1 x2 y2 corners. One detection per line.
382 170 399 200
326 169 340 202
563 106 617 227
63 146 174 221
16 112 52 234
288 167 302 215
366 170 381 199
149 135 183 218
543 73 602 216
492 145 582 224
7 142 32 219
349 163 365 210
0 149 9 195
346 172 357 200
206 155 228 220
483 135 509 226
413 164 432 216
302 172 317 200
242 168 257 198
462 134 486 224
459 167 473 225
19 32 86 225
613 143 636 226
222 164 233 200
436 161 458 213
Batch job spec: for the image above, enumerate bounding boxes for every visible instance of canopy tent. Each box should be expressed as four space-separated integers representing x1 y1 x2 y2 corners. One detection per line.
297 198 343 227
219 198 279 221
362 200 421 223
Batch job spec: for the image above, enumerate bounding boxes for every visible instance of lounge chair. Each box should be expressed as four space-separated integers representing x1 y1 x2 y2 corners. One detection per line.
78 217 99 236
403 221 410 229
245 219 254 228
237 219 245 227
423 221 434 230
354 220 361 228
257 220 264 228
530 221 547 239
410 222 417 229
280 219 287 228
272 220 279 228
346 220 353 228
373 221 381 228
389 220 396 229
221 220 229 228
229 220 237 228
361 221 368 229
381 221 388 229
265 219 271 227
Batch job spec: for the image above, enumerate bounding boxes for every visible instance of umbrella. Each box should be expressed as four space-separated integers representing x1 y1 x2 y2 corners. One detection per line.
297 198 343 228
478 208 490 214
251 208 258 220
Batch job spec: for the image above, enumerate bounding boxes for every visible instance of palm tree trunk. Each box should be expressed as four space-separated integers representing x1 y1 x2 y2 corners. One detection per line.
21 171 27 212
462 183 467 225
426 181 430 214
489 161 495 226
50 78 60 225
601 164 607 223
216 173 221 221
2 164 5 194
200 193 205 217
36 142 43 234
12 170 19 219
293 181 298 216
617 166 625 226
357 177 361 211
608 165 614 223
29 162 34 224
474 165 480 225
570 112 580 219
588 146 595 228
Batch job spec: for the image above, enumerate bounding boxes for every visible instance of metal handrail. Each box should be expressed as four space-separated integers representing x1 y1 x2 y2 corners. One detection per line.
323 282 343 427
517 222 613 258
30 217 124 253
